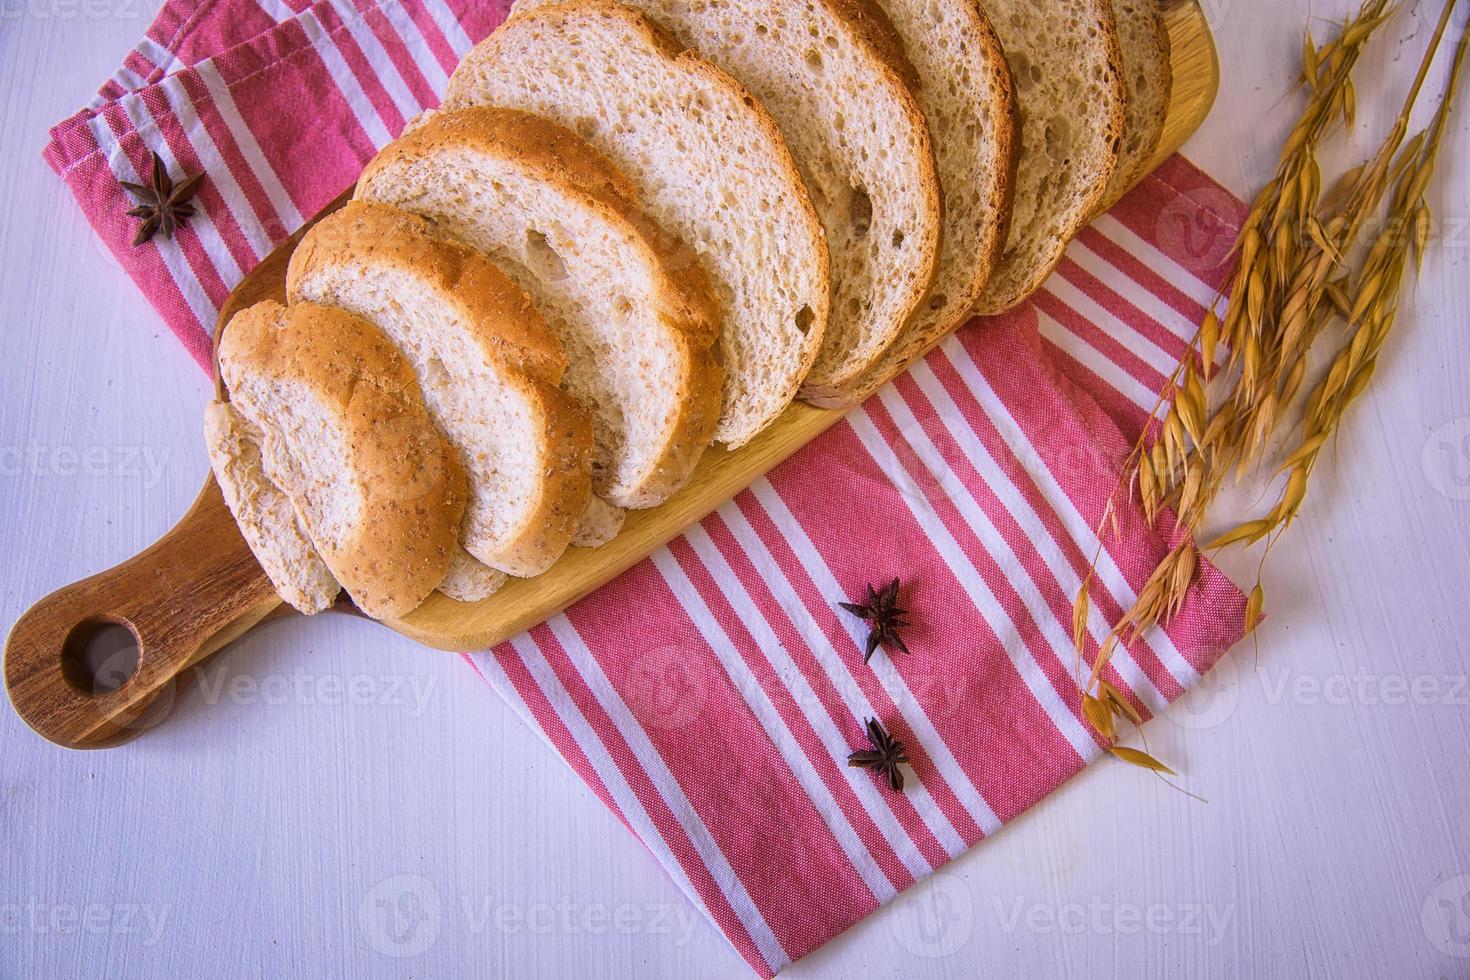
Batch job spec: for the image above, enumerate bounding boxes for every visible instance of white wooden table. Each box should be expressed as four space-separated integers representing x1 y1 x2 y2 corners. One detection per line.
3 1 1469 975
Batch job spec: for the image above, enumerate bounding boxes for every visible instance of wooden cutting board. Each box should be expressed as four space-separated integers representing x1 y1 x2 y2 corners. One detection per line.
5 0 1220 748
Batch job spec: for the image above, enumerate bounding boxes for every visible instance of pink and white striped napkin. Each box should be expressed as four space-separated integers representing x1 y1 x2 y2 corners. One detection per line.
47 1 1251 972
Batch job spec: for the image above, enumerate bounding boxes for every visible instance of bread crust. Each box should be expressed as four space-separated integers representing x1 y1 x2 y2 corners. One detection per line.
503 371 601 571
461 0 831 447
973 0 1127 315
358 106 722 508
627 332 724 508
965 1 1022 310
290 201 567 384
676 43 833 440
791 0 943 394
365 106 721 349
826 0 922 91
1104 0 1173 201
217 300 466 620
509 0 941 397
287 200 596 578
205 400 341 614
804 0 1019 407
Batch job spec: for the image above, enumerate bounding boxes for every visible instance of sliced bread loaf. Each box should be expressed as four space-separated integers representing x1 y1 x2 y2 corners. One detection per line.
808 0 1018 406
211 300 467 620
286 200 594 580
356 106 723 510
1104 0 1172 202
973 0 1126 315
510 0 942 397
446 0 828 447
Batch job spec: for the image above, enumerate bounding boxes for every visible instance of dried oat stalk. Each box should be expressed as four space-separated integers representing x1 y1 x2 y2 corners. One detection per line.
1074 0 1467 771
1274 29 1468 527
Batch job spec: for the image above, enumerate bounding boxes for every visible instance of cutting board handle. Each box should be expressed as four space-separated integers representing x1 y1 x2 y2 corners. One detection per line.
4 477 283 748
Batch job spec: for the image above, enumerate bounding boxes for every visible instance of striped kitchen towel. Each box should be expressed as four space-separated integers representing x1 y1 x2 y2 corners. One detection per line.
45 0 1251 973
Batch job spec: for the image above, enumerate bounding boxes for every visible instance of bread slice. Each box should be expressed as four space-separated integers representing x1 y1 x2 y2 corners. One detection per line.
205 400 341 614
571 494 626 547
446 0 828 448
211 300 466 620
807 0 1017 406
972 0 1126 315
510 0 941 397
439 549 509 602
286 200 594 580
356 106 723 510
1104 0 1172 202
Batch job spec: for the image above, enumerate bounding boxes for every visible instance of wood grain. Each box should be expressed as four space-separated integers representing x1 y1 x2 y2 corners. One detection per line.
4 0 1219 746
3 481 282 747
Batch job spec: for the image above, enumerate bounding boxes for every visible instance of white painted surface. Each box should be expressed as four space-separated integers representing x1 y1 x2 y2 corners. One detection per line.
2 1 1469 975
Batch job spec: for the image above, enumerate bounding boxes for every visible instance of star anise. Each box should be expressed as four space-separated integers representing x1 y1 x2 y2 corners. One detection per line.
847 717 909 792
121 151 204 246
838 577 910 663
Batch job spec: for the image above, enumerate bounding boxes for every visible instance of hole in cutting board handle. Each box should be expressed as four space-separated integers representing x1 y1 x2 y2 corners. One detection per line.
60 618 141 696
5 476 284 748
